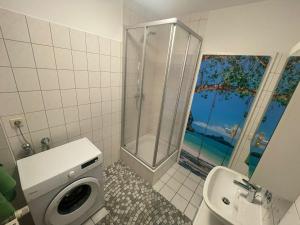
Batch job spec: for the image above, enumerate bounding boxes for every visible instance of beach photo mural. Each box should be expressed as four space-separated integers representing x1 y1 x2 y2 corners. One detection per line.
179 55 271 177
248 56 300 177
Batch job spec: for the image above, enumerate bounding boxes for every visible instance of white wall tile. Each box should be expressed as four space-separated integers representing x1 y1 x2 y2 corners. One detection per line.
63 106 79 123
100 55 110 71
66 122 80 138
26 111 48 132
50 125 67 144
13 68 40 91
19 91 44 112
46 108 65 127
57 70 75 89
92 117 102 131
32 44 56 69
99 37 110 55
101 87 111 101
0 39 10 66
111 40 121 57
79 119 92 133
0 67 17 92
1 114 29 137
8 134 32 159
75 71 89 88
86 33 99 53
0 9 30 42
90 88 101 103
76 88 90 105
61 89 77 107
101 72 111 87
102 101 111 114
91 102 101 117
42 90 62 109
27 17 52 45
111 57 121 72
78 104 91 120
54 48 73 70
50 24 71 49
70 29 86 51
0 93 23 116
5 40 35 67
37 69 59 90
72 50 87 70
87 53 100 71
88 71 101 87
111 73 121 87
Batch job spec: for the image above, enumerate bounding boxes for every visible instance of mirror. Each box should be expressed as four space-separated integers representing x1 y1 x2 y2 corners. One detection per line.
251 43 300 201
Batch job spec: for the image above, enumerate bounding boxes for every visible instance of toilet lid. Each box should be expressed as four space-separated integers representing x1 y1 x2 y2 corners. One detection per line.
44 177 100 225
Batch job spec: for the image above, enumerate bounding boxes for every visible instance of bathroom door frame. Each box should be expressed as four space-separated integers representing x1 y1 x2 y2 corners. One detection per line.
177 50 279 172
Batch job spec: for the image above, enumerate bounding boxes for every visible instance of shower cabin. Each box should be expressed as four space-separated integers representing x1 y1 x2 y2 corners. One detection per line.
121 18 202 184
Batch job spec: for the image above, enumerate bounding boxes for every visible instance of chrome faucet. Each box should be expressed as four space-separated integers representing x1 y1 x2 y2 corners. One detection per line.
41 137 50 151
233 179 261 203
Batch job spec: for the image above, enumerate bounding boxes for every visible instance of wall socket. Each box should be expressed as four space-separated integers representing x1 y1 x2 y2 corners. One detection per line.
9 118 24 128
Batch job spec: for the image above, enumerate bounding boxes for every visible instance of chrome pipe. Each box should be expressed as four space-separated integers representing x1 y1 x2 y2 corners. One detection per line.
121 29 128 147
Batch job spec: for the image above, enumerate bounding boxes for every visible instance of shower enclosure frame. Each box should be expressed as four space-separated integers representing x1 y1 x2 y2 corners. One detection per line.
121 18 203 170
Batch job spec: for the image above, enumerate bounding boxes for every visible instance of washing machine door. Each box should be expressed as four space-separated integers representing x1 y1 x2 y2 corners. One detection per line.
45 177 100 225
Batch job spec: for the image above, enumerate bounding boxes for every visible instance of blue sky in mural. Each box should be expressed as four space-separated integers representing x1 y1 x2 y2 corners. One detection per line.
181 55 270 168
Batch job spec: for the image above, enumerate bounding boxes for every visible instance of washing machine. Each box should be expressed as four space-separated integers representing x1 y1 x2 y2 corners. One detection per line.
17 138 104 225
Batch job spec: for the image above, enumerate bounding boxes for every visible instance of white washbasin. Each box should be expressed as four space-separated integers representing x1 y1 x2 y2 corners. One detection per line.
203 166 262 225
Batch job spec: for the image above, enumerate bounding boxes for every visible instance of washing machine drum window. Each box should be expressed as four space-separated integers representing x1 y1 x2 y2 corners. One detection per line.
45 177 100 225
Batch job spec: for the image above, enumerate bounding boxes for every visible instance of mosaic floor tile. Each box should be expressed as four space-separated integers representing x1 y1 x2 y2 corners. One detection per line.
97 162 192 225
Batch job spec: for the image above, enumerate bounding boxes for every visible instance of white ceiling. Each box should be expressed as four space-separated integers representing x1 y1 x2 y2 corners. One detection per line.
133 0 267 17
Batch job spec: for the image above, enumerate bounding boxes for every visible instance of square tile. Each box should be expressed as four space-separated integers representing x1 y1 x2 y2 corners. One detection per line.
50 23 71 48
99 37 110 55
0 9 30 42
63 106 79 123
61 89 77 107
86 33 99 53
66 122 80 138
32 44 56 68
38 69 59 90
178 185 193 201
5 40 35 67
111 100 121 112
183 177 198 192
0 39 10 66
91 103 101 117
87 53 99 71
42 90 62 109
171 194 188 212
110 40 121 57
1 114 29 137
46 108 65 127
50 125 67 144
160 172 171 183
89 71 101 87
101 101 111 114
166 167 177 176
70 29 86 51
166 177 182 192
173 170 188 183
190 193 203 207
0 67 17 92
111 87 121 100
19 91 44 113
91 207 108 224
100 55 110 71
0 93 23 116
188 172 202 183
92 117 102 131
184 203 197 220
27 17 52 45
195 184 204 196
159 185 176 201
76 89 90 105
54 48 73 70
178 166 190 176
78 104 91 120
26 111 48 132
90 88 101 103
79 119 92 133
101 87 111 101
110 73 121 87
72 50 87 70
111 56 121 72
101 72 111 87
13 68 40 91
57 70 75 89
74 71 89 88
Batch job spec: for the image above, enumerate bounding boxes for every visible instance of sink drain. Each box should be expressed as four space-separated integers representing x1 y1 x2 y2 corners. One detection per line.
222 197 230 205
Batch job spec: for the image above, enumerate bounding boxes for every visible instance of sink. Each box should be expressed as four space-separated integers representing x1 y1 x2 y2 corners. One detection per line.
203 166 262 225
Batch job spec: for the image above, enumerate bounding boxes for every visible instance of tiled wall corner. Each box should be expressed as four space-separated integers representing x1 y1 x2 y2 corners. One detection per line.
0 8 122 168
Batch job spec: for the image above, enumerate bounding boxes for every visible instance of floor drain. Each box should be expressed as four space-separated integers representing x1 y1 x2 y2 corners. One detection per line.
222 197 230 205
